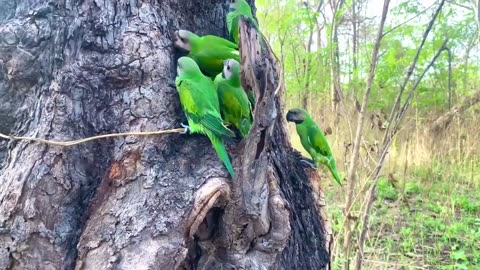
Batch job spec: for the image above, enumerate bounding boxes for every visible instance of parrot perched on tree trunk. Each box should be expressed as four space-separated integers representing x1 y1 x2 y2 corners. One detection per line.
227 0 260 45
214 59 252 138
286 108 342 185
174 30 240 78
176 56 236 178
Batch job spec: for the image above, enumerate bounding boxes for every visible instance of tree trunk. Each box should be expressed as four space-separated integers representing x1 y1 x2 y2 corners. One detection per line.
329 0 345 114
473 0 480 42
0 0 330 269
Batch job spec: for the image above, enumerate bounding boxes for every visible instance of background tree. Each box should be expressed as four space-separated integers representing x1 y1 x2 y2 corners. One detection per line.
259 0 480 268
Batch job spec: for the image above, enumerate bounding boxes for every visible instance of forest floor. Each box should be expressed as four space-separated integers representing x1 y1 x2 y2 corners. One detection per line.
289 131 480 270
324 161 480 270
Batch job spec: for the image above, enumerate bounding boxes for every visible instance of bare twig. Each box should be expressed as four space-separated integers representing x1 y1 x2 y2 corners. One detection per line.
353 39 449 270
329 0 346 113
382 2 436 37
394 40 449 131
381 0 447 148
342 0 391 269
446 0 473 10
352 1 447 265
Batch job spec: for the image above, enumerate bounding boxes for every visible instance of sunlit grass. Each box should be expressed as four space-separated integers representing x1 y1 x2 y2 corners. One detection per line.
284 98 480 269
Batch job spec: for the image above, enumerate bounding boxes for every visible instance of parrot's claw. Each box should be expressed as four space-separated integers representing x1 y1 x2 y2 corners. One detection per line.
180 123 190 134
300 159 317 169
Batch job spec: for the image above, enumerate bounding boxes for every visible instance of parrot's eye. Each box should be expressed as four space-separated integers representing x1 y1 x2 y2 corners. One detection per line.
227 65 231 71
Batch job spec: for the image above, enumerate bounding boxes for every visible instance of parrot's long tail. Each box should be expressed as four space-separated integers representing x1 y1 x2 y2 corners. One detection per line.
328 159 343 186
207 131 235 178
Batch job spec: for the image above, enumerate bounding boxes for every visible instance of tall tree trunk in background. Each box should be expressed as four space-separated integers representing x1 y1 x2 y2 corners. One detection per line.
301 0 324 110
351 0 359 96
447 47 452 109
329 0 345 114
0 0 330 269
463 39 475 90
343 0 390 269
473 0 480 42
301 1 318 110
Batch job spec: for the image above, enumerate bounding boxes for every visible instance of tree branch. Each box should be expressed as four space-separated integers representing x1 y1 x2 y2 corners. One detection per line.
353 38 449 270
342 0 391 269
446 0 473 10
382 2 436 37
394 40 449 130
381 0 447 148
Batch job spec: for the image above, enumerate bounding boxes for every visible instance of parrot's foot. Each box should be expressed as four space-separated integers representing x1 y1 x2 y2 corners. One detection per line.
300 159 317 169
180 123 190 134
185 177 231 240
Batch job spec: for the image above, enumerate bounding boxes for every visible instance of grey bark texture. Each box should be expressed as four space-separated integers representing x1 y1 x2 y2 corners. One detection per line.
0 0 330 269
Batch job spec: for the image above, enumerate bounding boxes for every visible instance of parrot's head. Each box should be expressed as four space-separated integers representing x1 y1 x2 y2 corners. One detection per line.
286 108 309 124
229 0 250 11
222 59 240 79
229 0 239 11
174 30 195 52
177 57 200 76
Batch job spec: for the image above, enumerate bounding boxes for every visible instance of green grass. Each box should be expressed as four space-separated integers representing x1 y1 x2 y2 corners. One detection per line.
327 159 480 269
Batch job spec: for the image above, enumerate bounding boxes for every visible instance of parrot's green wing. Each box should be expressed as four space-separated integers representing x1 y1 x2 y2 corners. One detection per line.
202 35 239 50
176 78 198 116
216 81 250 115
308 125 333 158
199 113 235 138
227 13 239 43
307 125 342 185
190 36 240 77
197 36 240 60
177 78 233 137
176 75 235 178
215 76 252 137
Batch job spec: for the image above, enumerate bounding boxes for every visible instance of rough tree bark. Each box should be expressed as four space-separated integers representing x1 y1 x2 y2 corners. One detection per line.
0 0 330 269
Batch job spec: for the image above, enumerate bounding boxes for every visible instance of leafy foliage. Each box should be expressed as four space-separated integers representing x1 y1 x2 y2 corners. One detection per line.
257 0 480 111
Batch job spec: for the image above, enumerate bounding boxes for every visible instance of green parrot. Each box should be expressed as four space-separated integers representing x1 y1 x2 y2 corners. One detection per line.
227 0 259 45
176 56 236 178
174 30 240 78
214 59 252 138
286 108 342 185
